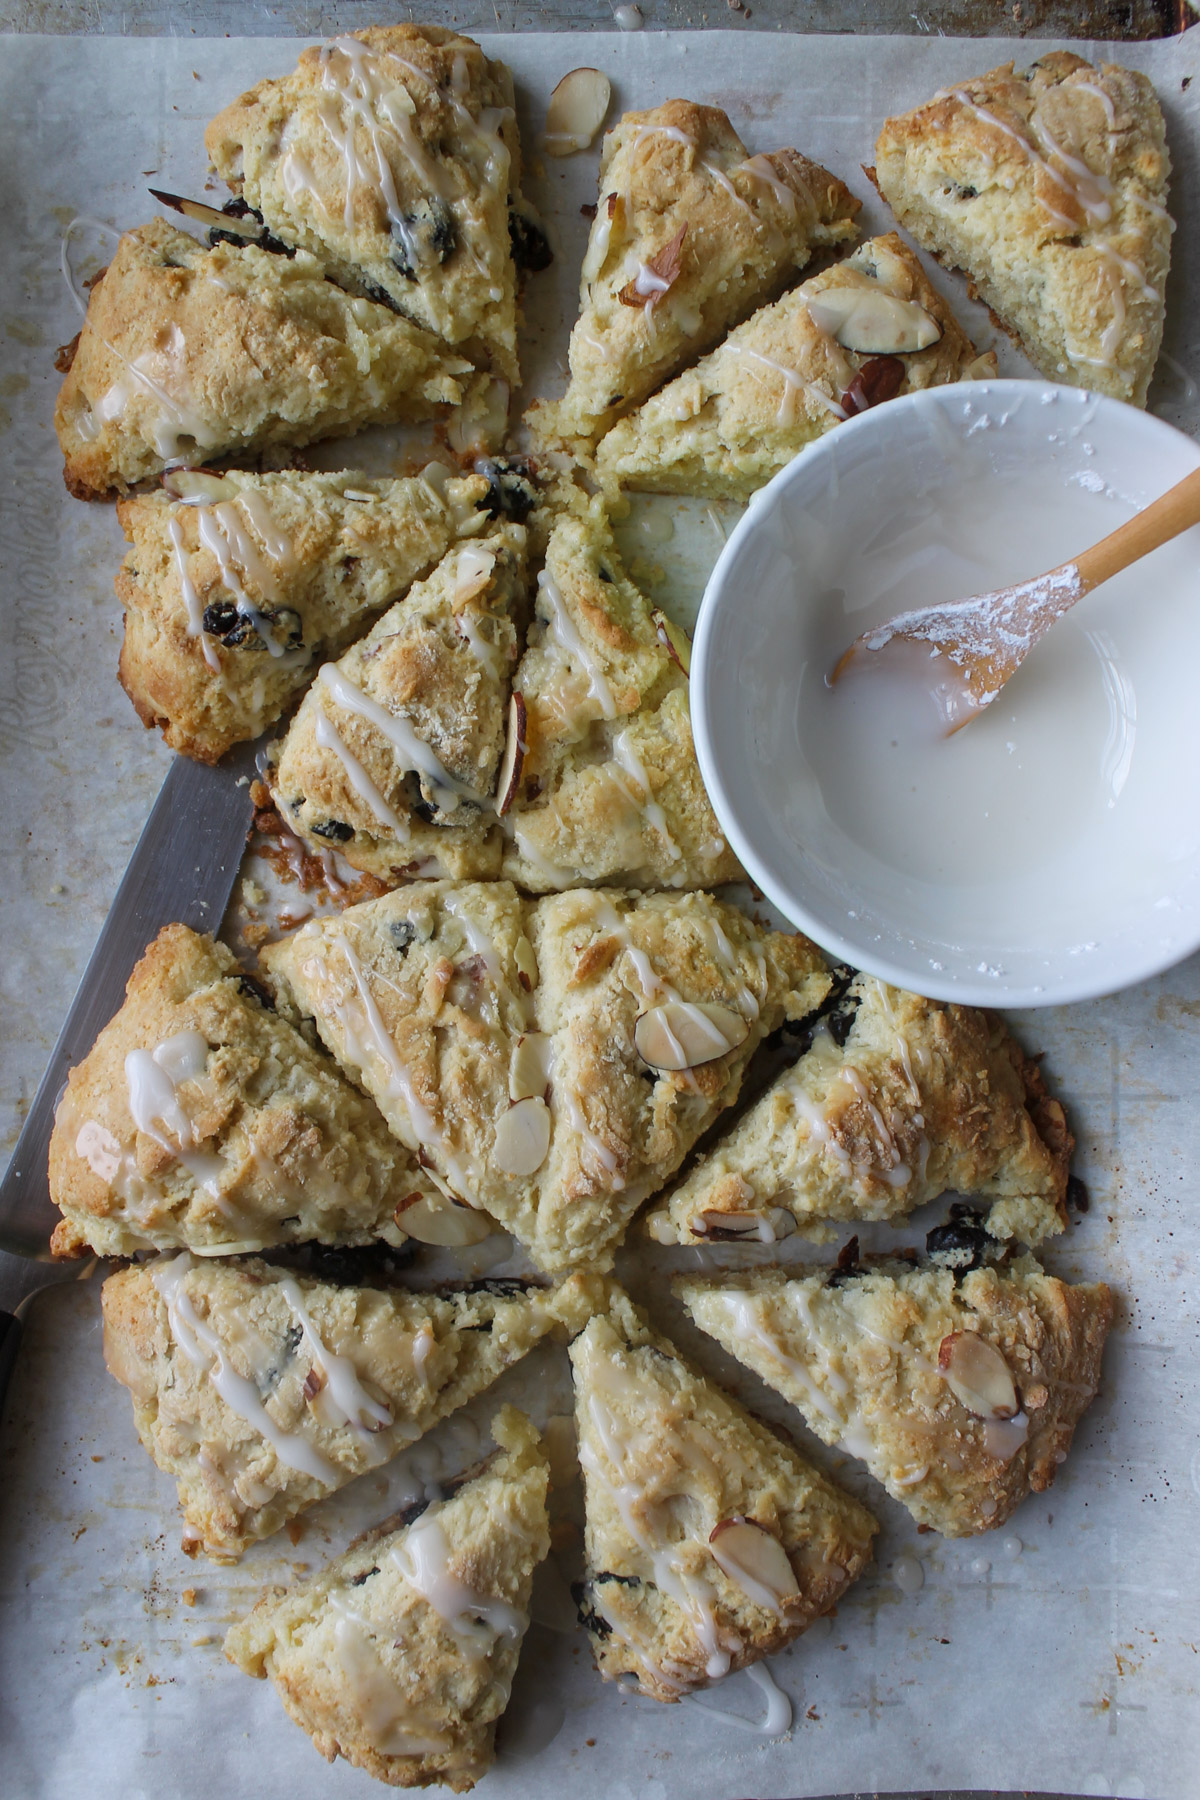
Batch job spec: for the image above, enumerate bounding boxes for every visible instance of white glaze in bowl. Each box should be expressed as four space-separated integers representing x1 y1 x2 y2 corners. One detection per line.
692 380 1200 1006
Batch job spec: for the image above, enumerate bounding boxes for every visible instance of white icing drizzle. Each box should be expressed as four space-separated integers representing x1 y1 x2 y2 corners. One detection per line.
441 892 531 1028
319 663 482 813
739 153 798 216
192 497 300 661
124 1032 229 1205
537 567 617 719
315 710 410 839
167 513 221 673
391 1504 525 1658
610 729 683 861
726 343 848 425
328 1596 451 1756
687 1659 793 1735
75 1120 123 1181
716 1291 848 1429
92 321 216 463
565 1090 624 1187
277 1277 393 1433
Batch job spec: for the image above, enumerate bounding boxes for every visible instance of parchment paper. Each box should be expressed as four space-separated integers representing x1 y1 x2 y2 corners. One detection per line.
1 28 1198 1800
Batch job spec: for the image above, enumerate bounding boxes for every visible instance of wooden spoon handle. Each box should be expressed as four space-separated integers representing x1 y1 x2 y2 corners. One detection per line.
1074 462 1200 595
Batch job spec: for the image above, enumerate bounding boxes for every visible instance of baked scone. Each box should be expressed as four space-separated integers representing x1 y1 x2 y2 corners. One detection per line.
874 52 1172 406
48 924 444 1261
570 1287 877 1700
224 1406 549 1790
596 234 995 501
645 975 1072 1249
502 501 741 892
103 1253 593 1559
268 527 529 882
207 26 533 383
530 100 860 449
261 882 831 1272
117 464 503 763
676 1242 1113 1536
54 218 474 498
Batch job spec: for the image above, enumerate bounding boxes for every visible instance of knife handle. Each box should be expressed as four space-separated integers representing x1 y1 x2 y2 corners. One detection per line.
0 1311 21 1421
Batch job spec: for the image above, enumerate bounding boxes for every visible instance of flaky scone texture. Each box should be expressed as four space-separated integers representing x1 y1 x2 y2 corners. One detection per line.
597 234 994 501
104 1255 594 1560
530 100 860 449
570 1287 877 1702
646 975 1072 1249
117 466 494 762
207 26 527 382
54 218 474 498
270 527 528 881
503 499 741 892
677 1254 1113 1536
261 881 830 1272
874 52 1172 406
48 924 439 1261
224 1407 549 1791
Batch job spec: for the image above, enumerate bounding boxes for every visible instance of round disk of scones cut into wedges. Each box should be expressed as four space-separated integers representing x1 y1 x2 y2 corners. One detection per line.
53 218 478 499
529 98 862 450
570 1287 877 1700
873 51 1173 406
645 974 1072 1250
225 1406 550 1792
102 1251 597 1559
676 1249 1113 1536
117 464 499 763
47 924 449 1261
206 24 536 384
259 880 831 1272
596 233 996 501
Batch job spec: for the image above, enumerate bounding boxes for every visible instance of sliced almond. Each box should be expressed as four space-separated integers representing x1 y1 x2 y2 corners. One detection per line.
494 690 527 816
694 1207 795 1243
982 1412 1029 1463
493 1096 551 1177
806 288 942 355
618 223 687 312
634 1000 749 1072
709 1518 800 1611
454 543 496 605
651 607 691 676
938 1331 1018 1420
150 187 262 239
581 191 620 286
514 933 538 992
543 67 612 156
163 467 238 505
394 1191 494 1247
510 1032 554 1102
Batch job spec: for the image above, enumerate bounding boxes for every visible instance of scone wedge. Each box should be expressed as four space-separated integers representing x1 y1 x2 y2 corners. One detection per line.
645 975 1072 1249
261 882 831 1271
103 1254 595 1559
268 526 529 882
503 499 740 892
597 234 995 501
54 218 474 498
48 924 444 1261
570 1287 877 1700
207 25 535 382
531 100 860 449
874 52 1172 405
676 1242 1113 1536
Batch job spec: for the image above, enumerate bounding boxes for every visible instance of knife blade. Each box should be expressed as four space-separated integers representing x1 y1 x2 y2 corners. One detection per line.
0 743 259 1377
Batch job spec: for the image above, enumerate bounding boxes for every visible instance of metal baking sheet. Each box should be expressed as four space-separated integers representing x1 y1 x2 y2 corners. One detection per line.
1 28 1199 1800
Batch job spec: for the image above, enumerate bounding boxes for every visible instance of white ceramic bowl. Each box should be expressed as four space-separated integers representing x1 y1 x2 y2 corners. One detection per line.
692 380 1200 1007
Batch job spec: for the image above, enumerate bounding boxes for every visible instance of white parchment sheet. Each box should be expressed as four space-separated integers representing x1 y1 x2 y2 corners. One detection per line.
1 27 1199 1800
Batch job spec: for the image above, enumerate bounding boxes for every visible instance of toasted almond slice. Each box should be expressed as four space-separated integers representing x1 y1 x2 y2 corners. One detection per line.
806 288 942 355
163 467 238 504
618 223 687 312
514 933 538 992
394 1191 494 1247
149 187 263 239
938 1331 1018 1419
693 1207 795 1243
510 1032 554 1102
634 1000 749 1071
454 543 496 605
493 1096 551 1177
651 607 691 676
543 67 612 156
709 1518 800 1611
495 691 527 816
581 191 621 286
982 1412 1029 1463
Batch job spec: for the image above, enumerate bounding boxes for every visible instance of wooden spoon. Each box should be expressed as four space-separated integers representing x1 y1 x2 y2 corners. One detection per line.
829 462 1200 734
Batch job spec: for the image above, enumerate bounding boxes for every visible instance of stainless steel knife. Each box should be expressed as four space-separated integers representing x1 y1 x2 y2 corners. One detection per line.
0 743 259 1409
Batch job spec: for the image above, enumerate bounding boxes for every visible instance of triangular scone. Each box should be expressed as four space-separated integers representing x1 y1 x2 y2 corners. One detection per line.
874 52 1172 406
54 219 474 499
677 1246 1112 1537
530 100 860 449
207 26 533 384
103 1254 593 1560
570 1288 877 1701
596 234 995 501
117 465 507 763
645 975 1072 1249
503 502 741 892
48 924 443 1261
261 883 831 1272
268 528 529 882
225 1407 549 1790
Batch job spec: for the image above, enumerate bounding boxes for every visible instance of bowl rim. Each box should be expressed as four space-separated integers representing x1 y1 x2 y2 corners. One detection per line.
691 378 1200 1009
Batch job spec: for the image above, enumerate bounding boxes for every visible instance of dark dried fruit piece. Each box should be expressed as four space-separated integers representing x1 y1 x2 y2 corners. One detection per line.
825 1234 863 1287
474 454 537 522
926 1214 992 1271
509 207 553 273
841 353 906 415
391 196 457 278
310 818 354 842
